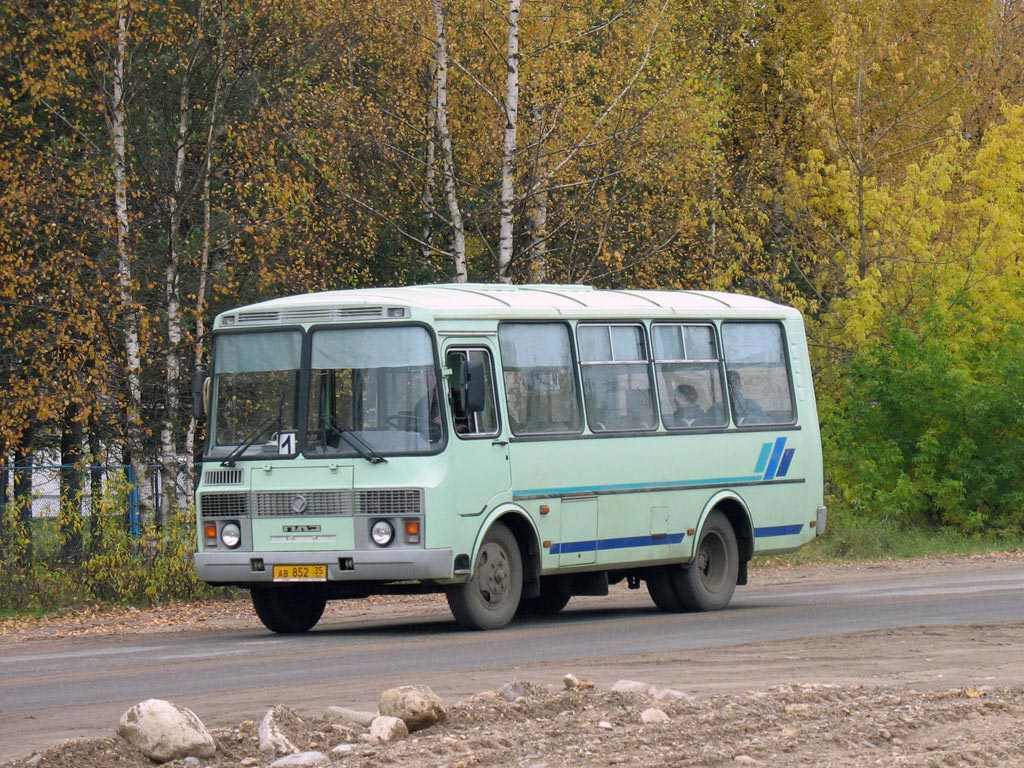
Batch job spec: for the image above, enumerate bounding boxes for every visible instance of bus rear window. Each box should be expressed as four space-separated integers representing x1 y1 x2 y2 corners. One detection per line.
721 322 795 426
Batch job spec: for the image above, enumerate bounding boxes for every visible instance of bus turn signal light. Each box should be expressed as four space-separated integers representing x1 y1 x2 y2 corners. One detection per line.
204 522 217 540
405 519 421 543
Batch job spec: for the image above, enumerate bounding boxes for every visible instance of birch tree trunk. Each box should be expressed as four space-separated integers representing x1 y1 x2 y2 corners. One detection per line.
497 0 521 283
526 109 547 283
421 59 438 268
0 438 7 558
185 10 226 478
160 37 195 523
526 188 547 283
110 5 153 521
430 0 467 282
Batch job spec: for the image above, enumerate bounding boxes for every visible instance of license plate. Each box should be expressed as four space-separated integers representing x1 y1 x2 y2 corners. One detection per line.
272 564 327 582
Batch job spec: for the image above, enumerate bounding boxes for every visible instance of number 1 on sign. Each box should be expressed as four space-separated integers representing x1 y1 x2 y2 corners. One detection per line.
278 431 297 455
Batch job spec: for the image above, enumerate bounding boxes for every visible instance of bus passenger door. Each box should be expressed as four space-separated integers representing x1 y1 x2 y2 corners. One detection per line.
443 343 512 516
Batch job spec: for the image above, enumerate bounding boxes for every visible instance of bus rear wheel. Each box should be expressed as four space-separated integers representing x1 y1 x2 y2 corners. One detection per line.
251 585 327 634
646 568 685 611
646 510 738 612
447 522 523 630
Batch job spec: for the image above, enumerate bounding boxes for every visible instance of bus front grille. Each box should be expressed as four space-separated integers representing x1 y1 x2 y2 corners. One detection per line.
252 490 355 517
357 489 423 515
199 488 423 519
203 468 244 486
200 492 249 518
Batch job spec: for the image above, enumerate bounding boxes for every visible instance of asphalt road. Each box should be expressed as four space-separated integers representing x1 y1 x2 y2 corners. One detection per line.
2 557 1023 761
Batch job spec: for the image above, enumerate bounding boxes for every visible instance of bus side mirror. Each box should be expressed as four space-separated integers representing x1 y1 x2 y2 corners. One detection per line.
463 359 487 413
192 367 209 421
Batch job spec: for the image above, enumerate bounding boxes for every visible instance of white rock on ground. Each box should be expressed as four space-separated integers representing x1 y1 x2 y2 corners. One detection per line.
324 705 377 727
641 707 671 724
268 750 329 767
368 715 409 743
378 685 446 731
611 678 692 701
115 699 216 763
259 708 299 755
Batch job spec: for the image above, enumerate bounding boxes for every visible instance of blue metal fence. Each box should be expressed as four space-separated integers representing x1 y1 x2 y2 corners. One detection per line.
0 462 180 537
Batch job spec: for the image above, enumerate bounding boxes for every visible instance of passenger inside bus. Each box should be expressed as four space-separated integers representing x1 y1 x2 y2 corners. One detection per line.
727 370 767 425
672 383 704 427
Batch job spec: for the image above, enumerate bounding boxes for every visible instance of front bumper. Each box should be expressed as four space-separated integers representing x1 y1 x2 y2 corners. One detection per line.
195 547 454 584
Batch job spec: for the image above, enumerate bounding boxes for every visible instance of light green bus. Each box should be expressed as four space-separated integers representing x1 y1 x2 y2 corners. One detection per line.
193 284 826 632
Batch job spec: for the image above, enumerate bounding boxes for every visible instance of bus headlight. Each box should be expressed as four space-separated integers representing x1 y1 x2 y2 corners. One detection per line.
370 519 395 546
220 521 242 549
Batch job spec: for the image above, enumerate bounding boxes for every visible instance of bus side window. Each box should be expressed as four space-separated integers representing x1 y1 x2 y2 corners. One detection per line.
652 323 727 430
498 323 582 435
721 322 796 426
446 348 500 437
578 323 655 433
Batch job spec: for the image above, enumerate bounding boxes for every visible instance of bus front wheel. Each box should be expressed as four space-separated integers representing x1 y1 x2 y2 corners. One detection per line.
647 510 738 612
251 585 327 634
447 522 523 630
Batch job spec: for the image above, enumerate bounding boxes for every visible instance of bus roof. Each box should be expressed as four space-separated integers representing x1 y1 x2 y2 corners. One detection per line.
215 284 799 329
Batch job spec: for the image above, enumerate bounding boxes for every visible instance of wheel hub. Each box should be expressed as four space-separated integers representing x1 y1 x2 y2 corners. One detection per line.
698 531 727 589
478 544 509 604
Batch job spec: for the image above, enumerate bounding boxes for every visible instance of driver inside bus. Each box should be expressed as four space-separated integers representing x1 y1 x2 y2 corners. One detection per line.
411 370 443 443
449 386 472 434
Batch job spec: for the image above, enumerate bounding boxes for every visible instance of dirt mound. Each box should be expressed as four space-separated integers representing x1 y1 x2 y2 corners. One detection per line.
8 681 1024 768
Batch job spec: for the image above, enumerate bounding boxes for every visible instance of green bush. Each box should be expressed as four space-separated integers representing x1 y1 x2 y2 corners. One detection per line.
823 304 1024 536
0 475 213 615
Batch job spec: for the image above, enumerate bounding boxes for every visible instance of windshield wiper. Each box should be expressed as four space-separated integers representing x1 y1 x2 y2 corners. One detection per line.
220 413 280 467
333 426 387 464
221 392 287 467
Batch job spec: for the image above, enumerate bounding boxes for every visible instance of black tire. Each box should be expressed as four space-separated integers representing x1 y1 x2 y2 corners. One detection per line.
676 510 739 611
646 567 686 612
447 522 523 630
517 577 571 616
251 585 327 634
645 510 739 613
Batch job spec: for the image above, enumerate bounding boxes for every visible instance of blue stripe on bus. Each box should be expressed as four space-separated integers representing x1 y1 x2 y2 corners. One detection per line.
755 524 804 537
549 532 687 555
776 448 795 478
762 437 788 480
754 442 773 474
514 476 763 499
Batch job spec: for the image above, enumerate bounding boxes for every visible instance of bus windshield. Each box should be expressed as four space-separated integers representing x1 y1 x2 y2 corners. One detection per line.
209 325 442 461
212 330 301 461
307 325 441 456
